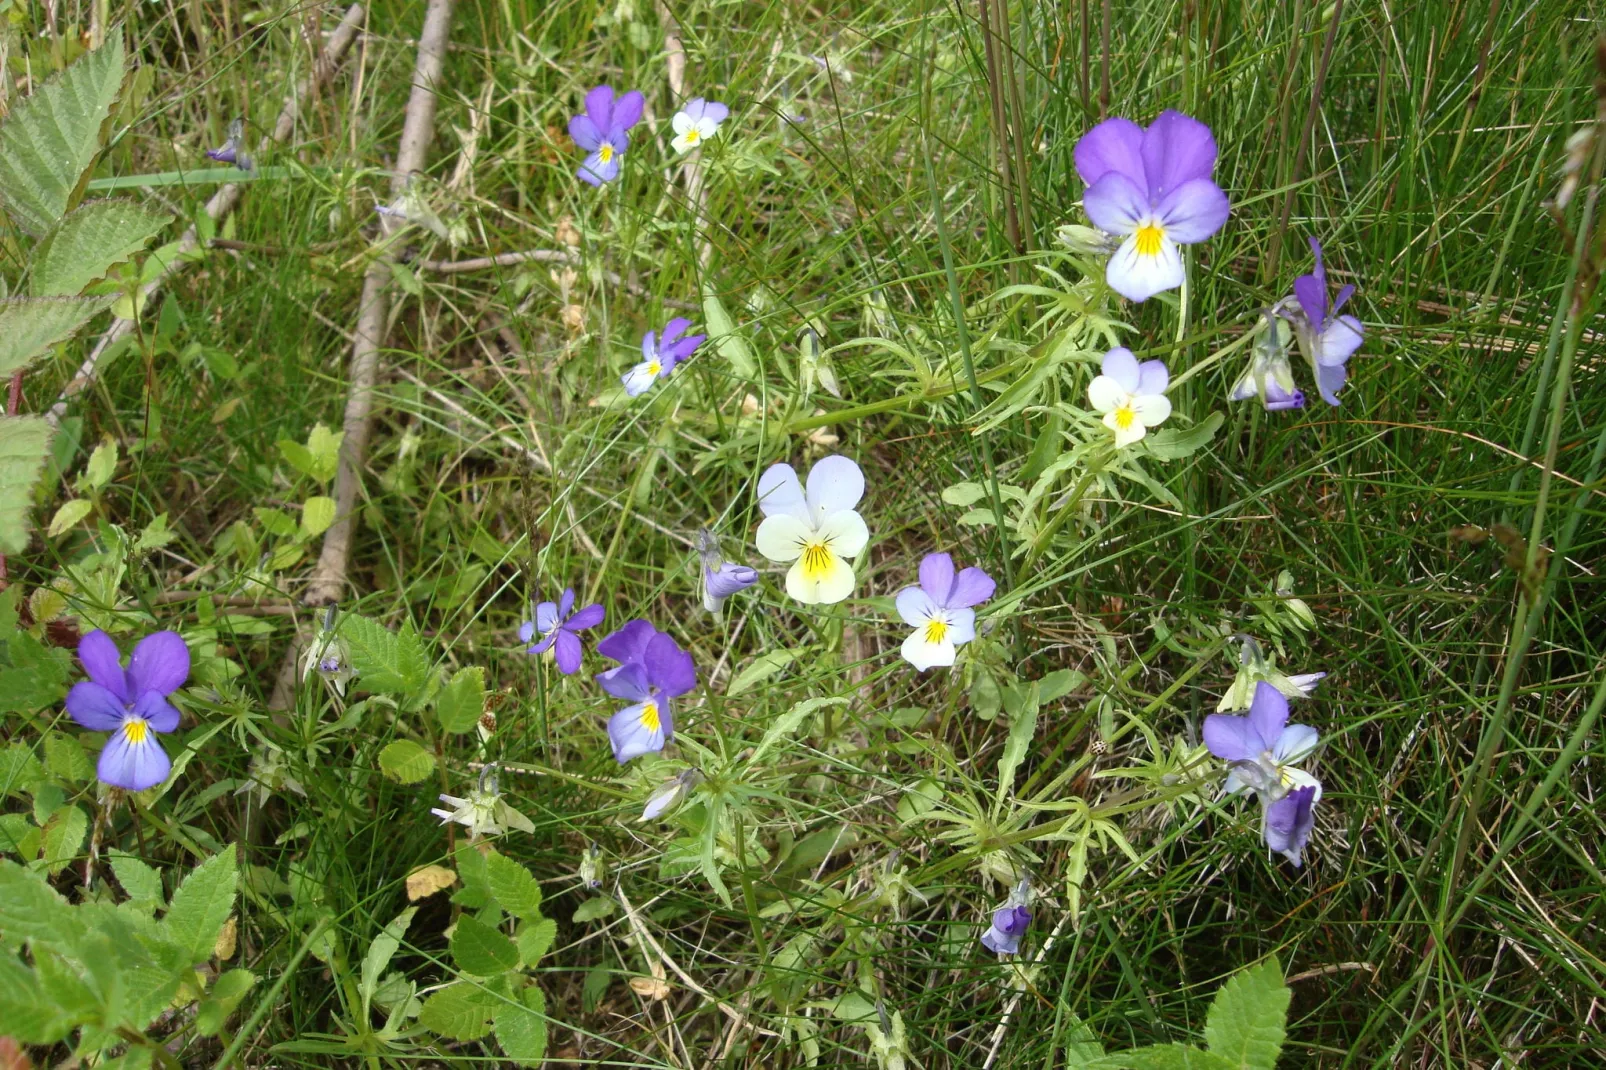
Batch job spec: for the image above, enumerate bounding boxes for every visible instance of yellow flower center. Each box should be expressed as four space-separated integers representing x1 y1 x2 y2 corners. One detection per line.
639 701 661 732
800 540 835 580
1134 222 1165 257
124 718 150 744
923 618 949 644
685 128 700 144
598 143 615 163
1113 406 1137 430
646 360 662 377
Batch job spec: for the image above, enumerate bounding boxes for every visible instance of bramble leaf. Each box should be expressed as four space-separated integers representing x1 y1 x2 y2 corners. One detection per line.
31 199 172 296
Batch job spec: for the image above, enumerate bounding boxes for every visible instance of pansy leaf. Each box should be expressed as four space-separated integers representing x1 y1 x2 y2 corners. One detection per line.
494 984 548 1066
701 287 757 378
1144 411 1224 461
1203 957 1289 1070
449 914 520 976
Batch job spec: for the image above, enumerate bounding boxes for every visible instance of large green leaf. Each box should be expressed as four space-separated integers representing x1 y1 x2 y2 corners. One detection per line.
702 286 757 378
339 614 431 695
1203 958 1289 1070
494 984 549 1066
0 297 111 377
435 665 485 733
163 848 239 963
0 858 83 948
418 981 496 1041
484 851 543 921
449 914 520 977
0 35 126 236
0 416 54 555
31 199 172 296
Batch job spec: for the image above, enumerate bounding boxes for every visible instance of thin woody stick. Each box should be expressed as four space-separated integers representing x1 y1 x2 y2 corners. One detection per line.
46 3 367 426
303 0 456 606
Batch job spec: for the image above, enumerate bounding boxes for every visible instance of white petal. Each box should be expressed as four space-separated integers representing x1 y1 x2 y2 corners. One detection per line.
757 463 809 520
755 513 811 562
1087 375 1127 414
670 131 698 154
671 112 694 135
895 586 941 626
621 362 659 396
901 628 956 671
1318 316 1364 365
1131 393 1172 427
785 550 856 604
804 455 865 520
1106 234 1184 303
696 117 721 138
816 509 868 559
946 607 976 645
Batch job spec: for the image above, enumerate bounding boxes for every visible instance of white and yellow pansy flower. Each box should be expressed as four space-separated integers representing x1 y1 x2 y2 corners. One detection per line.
754 454 869 605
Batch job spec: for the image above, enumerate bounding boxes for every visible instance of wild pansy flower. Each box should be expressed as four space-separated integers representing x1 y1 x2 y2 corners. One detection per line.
1087 347 1172 447
1217 635 1325 712
895 552 995 671
670 98 729 154
980 879 1033 956
431 764 535 839
755 454 869 605
65 629 190 792
697 529 758 614
375 176 452 241
301 606 355 695
1075 110 1230 302
596 622 697 762
570 84 645 186
1280 237 1364 406
519 588 605 675
642 767 703 821
623 318 706 396
1230 314 1305 412
1203 681 1322 866
206 119 253 171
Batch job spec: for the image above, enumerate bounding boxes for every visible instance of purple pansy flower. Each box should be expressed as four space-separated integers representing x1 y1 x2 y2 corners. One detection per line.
1282 237 1364 406
519 588 605 675
622 318 707 396
1075 110 1231 302
206 119 253 171
895 552 995 671
697 529 758 614
1203 681 1322 867
65 630 191 792
1231 315 1306 412
981 904 1032 955
595 623 697 762
570 84 645 186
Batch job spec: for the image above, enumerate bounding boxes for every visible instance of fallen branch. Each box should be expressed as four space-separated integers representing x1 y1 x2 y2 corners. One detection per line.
47 3 367 426
303 0 456 606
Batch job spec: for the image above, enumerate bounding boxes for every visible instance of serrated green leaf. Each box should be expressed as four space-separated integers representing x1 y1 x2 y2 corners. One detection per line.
727 647 797 696
360 906 417 1010
378 740 435 784
43 732 91 784
437 665 486 733
0 857 82 946
1145 411 1225 462
339 614 431 695
516 917 557 968
0 35 125 236
0 630 72 714
449 914 520 976
418 981 496 1041
484 850 543 920
0 743 46 798
701 287 757 378
108 849 165 909
1203 958 1289 1070
0 813 41 859
34 804 87 876
31 199 172 296
0 953 78 1043
163 848 239 963
1087 1044 1236 1070
0 416 54 555
0 296 112 376
494 984 549 1066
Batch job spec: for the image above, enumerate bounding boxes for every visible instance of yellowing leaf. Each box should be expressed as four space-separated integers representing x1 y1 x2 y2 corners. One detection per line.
46 498 94 538
405 864 458 901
